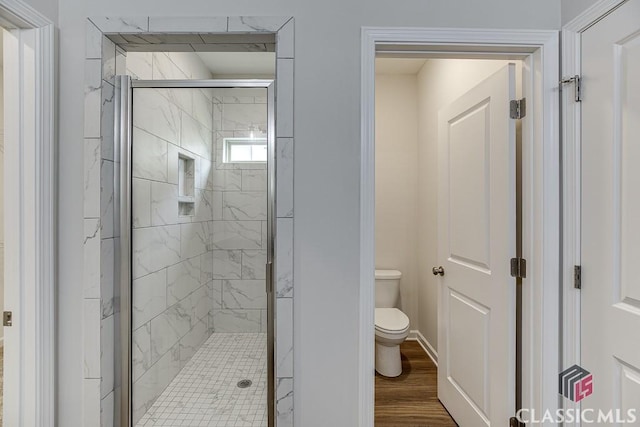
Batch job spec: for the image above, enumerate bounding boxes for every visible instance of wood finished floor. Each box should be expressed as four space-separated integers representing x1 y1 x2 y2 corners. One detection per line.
375 341 457 427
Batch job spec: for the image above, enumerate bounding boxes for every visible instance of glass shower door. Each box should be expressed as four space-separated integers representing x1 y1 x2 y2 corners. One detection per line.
117 78 274 427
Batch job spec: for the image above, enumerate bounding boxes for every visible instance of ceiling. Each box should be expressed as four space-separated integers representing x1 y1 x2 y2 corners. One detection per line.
375 58 427 75
196 52 275 77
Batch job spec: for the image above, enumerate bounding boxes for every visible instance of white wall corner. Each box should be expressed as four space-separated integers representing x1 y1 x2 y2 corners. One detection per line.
407 330 438 366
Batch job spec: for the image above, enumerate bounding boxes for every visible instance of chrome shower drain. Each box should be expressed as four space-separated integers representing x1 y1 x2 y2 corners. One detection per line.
237 379 252 389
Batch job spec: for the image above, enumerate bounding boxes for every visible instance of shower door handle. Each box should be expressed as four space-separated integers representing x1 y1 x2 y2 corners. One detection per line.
265 262 274 294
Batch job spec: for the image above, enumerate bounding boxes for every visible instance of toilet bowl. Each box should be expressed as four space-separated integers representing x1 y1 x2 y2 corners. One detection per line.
374 307 410 377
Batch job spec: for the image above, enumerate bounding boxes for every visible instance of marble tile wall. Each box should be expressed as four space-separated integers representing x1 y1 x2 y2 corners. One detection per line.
125 51 216 425
84 16 294 427
210 88 269 333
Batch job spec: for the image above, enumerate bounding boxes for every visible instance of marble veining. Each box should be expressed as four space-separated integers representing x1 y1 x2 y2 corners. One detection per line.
133 89 181 146
222 103 267 132
276 138 294 218
100 238 115 319
242 250 267 280
102 36 116 85
211 221 262 250
100 160 115 238
276 298 293 378
180 222 209 259
83 219 101 299
132 269 167 329
148 17 228 33
228 16 289 32
181 111 213 160
150 181 179 226
276 59 294 138
276 378 294 427
133 324 151 382
276 219 293 298
83 299 101 379
89 16 149 33
212 169 242 191
178 318 208 364
222 280 267 309
212 250 242 280
126 52 153 80
223 191 267 221
242 170 267 192
132 225 181 279
100 315 115 397
150 301 193 364
84 59 102 139
132 127 169 182
212 309 262 333
84 138 101 218
166 257 201 305
152 52 188 81
101 82 115 161
133 178 151 228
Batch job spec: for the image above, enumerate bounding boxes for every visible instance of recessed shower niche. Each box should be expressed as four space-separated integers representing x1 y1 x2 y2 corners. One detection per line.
177 153 195 216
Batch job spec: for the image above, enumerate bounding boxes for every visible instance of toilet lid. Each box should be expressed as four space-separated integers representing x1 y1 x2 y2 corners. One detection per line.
375 308 409 333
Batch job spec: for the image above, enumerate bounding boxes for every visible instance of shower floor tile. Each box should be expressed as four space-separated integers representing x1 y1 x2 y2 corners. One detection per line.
137 333 267 427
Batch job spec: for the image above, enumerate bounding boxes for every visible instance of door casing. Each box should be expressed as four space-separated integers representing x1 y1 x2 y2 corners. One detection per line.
0 0 56 425
360 28 560 426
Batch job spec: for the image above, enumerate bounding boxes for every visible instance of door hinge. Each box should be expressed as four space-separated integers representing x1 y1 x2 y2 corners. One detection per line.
574 265 581 289
510 416 525 427
560 75 582 102
510 98 526 119
510 257 527 279
3 311 12 327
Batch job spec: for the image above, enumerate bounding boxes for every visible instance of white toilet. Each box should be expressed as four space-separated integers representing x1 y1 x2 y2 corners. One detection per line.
375 269 410 377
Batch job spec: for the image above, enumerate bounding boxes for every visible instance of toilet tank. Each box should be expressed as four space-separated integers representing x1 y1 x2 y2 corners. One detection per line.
375 269 402 308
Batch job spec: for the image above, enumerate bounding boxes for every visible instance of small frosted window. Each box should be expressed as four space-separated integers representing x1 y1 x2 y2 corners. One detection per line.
223 138 267 163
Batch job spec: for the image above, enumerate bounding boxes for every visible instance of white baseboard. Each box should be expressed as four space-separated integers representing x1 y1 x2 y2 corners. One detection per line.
407 330 438 366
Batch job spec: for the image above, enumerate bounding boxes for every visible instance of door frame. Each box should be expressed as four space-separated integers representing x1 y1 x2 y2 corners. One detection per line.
0 0 56 425
360 27 560 425
116 77 276 427
82 17 295 425
561 0 628 424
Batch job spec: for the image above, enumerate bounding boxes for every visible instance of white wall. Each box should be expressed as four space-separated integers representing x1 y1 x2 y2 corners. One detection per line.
22 0 58 23
561 0 600 24
415 59 519 352
56 1 560 425
374 74 419 326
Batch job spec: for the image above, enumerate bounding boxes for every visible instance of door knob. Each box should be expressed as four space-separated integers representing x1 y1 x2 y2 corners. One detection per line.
432 266 445 276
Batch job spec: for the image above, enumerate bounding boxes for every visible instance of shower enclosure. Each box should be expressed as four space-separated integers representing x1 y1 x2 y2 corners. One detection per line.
115 76 275 427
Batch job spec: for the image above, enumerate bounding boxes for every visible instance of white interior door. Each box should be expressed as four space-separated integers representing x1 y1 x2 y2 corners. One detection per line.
581 0 640 419
437 64 517 427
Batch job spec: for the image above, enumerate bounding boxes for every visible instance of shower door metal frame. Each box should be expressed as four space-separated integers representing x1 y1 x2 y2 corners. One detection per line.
116 76 277 427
